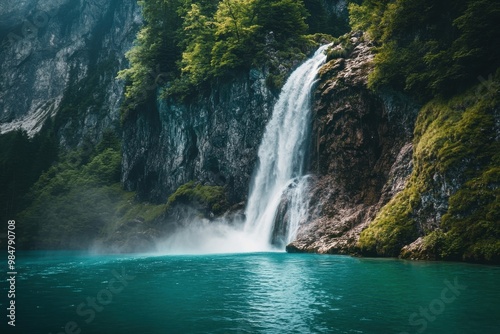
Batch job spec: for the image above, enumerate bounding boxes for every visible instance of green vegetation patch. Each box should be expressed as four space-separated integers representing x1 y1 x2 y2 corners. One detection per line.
358 189 420 257
167 180 228 215
349 0 500 101
0 125 58 227
17 132 168 249
326 34 354 61
15 130 230 249
118 0 344 107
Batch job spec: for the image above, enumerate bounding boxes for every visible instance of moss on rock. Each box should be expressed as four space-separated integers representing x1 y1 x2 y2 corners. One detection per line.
167 181 228 215
358 74 500 263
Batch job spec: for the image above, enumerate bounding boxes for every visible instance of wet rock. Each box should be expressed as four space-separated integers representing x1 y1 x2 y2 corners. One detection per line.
400 237 440 261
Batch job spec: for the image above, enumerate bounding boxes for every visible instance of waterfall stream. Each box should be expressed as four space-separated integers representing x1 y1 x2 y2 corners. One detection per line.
243 44 331 249
157 45 330 254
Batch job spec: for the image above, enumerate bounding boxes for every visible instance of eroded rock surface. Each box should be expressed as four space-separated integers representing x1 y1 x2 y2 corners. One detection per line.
288 36 419 254
0 0 140 145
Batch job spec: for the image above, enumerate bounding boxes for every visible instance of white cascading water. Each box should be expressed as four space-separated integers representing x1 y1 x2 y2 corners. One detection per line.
157 45 330 254
243 44 331 250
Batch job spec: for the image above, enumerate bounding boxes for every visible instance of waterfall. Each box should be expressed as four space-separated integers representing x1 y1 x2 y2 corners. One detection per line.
156 45 330 254
243 44 331 250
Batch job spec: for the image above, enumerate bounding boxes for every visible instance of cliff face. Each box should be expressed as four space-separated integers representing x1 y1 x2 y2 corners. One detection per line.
122 70 277 204
119 1 347 206
0 0 140 145
288 35 499 263
366 81 500 263
287 36 419 254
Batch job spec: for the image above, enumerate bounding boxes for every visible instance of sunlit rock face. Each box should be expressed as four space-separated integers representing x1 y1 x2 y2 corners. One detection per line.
0 0 140 145
287 35 419 254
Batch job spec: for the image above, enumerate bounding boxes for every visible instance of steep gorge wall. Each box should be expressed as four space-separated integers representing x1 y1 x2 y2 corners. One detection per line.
122 70 277 204
0 0 140 146
119 0 352 206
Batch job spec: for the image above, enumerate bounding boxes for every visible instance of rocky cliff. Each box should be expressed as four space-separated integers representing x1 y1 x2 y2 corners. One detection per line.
118 31 473 258
287 35 419 254
288 34 499 263
120 32 424 255
122 69 277 204
0 0 140 146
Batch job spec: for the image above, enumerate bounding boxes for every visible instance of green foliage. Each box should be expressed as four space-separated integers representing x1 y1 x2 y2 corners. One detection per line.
210 0 260 74
83 148 122 185
178 3 216 85
350 0 500 100
121 0 319 101
348 0 389 38
113 190 168 230
326 35 354 61
167 181 228 214
358 189 419 257
17 134 229 248
170 0 311 93
15 131 164 249
119 0 357 103
118 0 184 112
18 136 119 247
359 76 500 263
0 126 58 226
440 163 500 262
421 230 446 257
14 126 230 250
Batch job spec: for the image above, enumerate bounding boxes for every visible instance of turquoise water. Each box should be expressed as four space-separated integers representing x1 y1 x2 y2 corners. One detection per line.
2 251 500 333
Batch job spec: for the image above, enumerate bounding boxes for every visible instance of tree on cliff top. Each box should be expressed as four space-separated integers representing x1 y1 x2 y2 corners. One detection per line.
118 0 184 111
120 0 311 103
174 0 309 92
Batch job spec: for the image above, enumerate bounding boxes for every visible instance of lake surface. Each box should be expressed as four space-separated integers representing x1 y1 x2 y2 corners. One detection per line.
3 251 500 333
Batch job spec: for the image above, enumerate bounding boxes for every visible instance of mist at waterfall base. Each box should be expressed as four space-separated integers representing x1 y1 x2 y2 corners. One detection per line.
156 45 331 255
